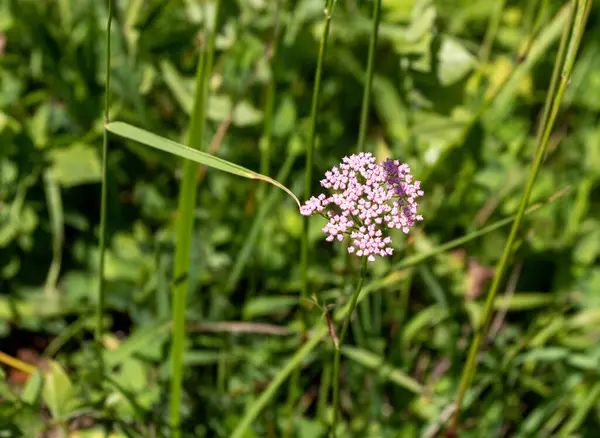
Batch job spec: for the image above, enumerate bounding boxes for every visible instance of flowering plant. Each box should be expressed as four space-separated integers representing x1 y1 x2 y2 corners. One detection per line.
300 152 423 261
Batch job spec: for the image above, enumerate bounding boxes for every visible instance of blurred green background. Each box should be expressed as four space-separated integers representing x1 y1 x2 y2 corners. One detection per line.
2 0 600 436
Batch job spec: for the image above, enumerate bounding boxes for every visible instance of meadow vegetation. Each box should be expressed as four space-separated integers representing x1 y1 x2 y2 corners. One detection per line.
1 0 599 436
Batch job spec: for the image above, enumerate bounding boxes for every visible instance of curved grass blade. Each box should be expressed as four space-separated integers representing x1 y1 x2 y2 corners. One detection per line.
105 121 301 208
169 2 217 433
449 0 591 430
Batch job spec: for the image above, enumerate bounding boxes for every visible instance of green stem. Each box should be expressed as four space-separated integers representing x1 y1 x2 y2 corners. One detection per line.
449 0 589 432
331 256 367 437
346 0 381 365
356 0 381 152
169 2 220 436
301 0 337 320
292 0 336 433
345 0 381 310
97 0 113 343
353 2 382 427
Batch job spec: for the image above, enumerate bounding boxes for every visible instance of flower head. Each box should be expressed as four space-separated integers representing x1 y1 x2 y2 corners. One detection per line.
301 152 423 262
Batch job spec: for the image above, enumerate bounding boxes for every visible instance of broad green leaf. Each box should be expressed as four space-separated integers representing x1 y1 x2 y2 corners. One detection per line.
105 122 300 207
436 36 477 86
49 143 102 187
42 360 78 419
21 370 43 405
111 358 148 393
272 95 297 138
573 228 600 265
103 322 170 368
27 103 50 148
232 101 263 126
403 304 449 346
104 233 148 281
0 256 19 278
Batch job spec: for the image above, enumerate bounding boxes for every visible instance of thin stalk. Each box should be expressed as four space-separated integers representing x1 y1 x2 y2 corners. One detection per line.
301 0 337 326
290 0 336 434
354 2 382 430
97 0 113 342
346 0 382 334
331 256 368 437
169 2 220 436
448 0 589 432
356 0 381 151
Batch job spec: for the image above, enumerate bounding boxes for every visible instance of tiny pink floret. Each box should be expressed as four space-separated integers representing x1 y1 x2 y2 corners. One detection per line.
301 152 423 262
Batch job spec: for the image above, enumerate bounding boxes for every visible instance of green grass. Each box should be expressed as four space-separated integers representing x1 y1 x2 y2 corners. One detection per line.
450 0 592 431
1 0 599 437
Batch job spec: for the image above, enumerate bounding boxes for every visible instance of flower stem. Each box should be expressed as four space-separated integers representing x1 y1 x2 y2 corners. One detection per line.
97 0 113 343
293 0 336 432
356 0 381 152
331 256 367 437
448 0 590 433
342 0 381 352
301 0 336 315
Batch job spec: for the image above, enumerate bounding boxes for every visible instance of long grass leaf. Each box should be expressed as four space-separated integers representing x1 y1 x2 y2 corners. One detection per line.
168 1 219 435
105 121 300 207
449 0 590 430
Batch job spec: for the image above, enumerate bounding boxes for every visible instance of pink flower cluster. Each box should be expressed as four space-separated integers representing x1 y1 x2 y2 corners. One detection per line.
300 152 423 262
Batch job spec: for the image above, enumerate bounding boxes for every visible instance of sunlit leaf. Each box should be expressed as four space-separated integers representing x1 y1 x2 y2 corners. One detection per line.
105 122 300 207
